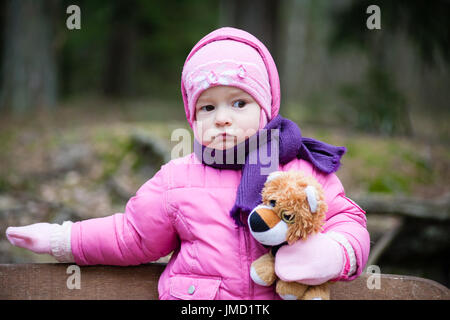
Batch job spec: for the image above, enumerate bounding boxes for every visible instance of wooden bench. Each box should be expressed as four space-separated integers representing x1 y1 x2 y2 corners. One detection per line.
0 263 448 300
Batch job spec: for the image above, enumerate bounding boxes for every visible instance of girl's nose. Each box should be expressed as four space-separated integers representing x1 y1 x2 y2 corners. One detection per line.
214 106 232 127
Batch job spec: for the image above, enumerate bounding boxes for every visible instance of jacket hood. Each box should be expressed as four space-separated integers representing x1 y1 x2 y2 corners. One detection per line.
181 27 281 128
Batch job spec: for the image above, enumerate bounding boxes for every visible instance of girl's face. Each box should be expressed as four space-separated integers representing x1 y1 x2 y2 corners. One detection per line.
195 86 261 150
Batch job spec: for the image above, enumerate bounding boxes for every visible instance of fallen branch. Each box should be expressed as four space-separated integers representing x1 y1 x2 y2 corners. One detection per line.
353 194 450 221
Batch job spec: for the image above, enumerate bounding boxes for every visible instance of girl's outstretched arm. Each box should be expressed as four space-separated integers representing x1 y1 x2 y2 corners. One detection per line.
7 165 179 266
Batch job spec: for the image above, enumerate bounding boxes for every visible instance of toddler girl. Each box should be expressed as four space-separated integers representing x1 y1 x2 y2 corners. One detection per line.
6 27 370 300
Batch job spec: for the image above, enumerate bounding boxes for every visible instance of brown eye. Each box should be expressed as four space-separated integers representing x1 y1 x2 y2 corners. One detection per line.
201 105 215 112
281 211 294 224
232 100 246 108
269 200 276 207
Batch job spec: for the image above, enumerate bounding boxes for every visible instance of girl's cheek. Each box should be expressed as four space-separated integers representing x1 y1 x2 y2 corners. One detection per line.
203 127 217 142
194 120 215 144
193 118 204 142
239 104 262 129
241 113 260 131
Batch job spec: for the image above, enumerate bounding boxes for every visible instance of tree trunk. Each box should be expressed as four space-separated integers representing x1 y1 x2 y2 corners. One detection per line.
0 0 58 114
102 0 137 98
219 0 281 62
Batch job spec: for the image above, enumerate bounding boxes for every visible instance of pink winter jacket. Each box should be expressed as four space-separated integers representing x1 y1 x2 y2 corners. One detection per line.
70 152 370 300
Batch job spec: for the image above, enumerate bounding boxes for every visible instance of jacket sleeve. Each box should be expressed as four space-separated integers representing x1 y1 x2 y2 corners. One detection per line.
315 170 371 281
70 165 179 266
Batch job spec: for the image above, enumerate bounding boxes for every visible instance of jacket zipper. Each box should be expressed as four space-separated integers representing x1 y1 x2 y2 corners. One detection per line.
245 227 254 299
240 212 254 299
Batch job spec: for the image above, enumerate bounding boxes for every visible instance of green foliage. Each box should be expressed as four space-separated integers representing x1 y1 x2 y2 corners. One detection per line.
329 0 449 137
339 66 411 135
0 176 9 192
60 0 113 95
60 0 220 99
92 128 134 180
329 0 450 66
368 174 410 194
345 137 434 195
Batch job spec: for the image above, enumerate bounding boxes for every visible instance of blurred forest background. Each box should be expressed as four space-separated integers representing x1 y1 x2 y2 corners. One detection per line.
0 0 449 288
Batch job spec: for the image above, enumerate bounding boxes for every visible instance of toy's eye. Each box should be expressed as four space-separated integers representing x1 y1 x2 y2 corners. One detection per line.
281 211 294 224
269 200 276 207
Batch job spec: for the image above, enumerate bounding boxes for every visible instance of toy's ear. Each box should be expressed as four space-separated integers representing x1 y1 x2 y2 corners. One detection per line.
305 185 318 213
266 171 283 183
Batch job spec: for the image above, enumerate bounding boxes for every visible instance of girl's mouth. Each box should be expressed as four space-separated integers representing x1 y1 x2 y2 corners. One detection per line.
215 133 235 140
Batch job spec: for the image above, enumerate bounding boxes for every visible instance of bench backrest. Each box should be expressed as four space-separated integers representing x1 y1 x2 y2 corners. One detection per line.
0 263 448 300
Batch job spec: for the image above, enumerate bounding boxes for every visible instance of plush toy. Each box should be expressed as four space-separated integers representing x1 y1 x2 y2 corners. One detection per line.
248 170 331 300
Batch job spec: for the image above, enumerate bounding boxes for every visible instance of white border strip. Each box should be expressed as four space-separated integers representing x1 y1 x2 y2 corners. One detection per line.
327 231 357 276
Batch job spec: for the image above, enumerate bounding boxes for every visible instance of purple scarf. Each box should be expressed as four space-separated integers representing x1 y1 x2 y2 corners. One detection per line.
193 115 347 226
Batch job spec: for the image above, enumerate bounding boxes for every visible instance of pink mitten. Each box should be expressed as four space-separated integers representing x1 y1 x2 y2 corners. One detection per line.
274 232 348 286
6 223 56 254
6 222 74 262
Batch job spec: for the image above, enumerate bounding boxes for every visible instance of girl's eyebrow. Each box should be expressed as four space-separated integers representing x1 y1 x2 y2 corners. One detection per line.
229 90 254 101
197 95 210 104
227 88 249 97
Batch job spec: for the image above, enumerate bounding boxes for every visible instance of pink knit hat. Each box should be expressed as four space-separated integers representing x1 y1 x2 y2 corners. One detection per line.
181 27 281 129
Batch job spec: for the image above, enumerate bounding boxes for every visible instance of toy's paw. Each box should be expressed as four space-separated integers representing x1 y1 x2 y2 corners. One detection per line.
250 253 276 286
301 283 330 300
276 280 309 300
279 293 299 300
250 265 271 286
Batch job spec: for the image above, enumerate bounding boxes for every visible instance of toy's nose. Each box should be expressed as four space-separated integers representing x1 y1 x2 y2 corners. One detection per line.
248 206 280 232
249 212 269 232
